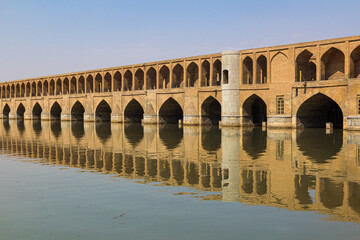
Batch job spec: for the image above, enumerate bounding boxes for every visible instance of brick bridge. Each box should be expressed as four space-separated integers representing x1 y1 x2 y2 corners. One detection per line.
1 35 360 130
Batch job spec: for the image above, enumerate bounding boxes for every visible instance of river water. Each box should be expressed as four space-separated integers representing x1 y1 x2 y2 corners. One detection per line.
0 120 359 240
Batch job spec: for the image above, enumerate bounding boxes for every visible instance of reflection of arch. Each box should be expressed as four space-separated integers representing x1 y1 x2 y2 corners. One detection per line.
159 98 183 123
50 102 62 120
71 101 85 121
321 47 345 80
320 178 344 209
50 121 61 138
3 104 10 118
201 96 221 125
159 124 183 149
349 182 360 214
201 126 221 151
350 45 360 78
124 99 144 123
296 129 343 163
242 128 267 160
296 93 343 128
242 95 267 126
32 102 42 119
242 56 253 84
71 121 84 140
295 175 315 204
95 100 112 121
95 122 112 143
16 103 25 118
124 123 144 147
296 50 316 82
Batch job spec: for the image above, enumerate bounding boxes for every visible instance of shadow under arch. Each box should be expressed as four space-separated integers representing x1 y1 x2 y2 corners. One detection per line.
242 94 267 126
3 104 10 118
296 129 343 163
124 123 144 147
242 127 267 160
201 96 221 125
71 101 85 121
159 98 183 123
201 125 221 152
297 93 343 128
124 99 144 123
32 103 42 120
159 124 183 150
50 102 62 120
95 100 112 122
16 103 25 118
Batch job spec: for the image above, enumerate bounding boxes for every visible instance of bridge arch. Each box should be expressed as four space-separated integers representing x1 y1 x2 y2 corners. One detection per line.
50 79 55 95
124 99 144 123
3 104 10 118
86 75 93 93
187 62 199 87
1 86 5 98
124 70 132 91
159 97 183 123
201 60 210 86
321 47 345 80
70 77 77 94
78 76 85 94
95 100 112 121
146 67 156 89
63 78 69 94
95 73 102 93
201 96 221 125
15 84 20 98
16 103 25 118
159 65 170 89
242 94 267 126
256 55 267 83
296 49 316 82
50 102 62 120
104 72 111 92
37 81 42 96
32 102 42 119
56 79 62 95
135 69 144 90
43 81 48 96
213 59 222 86
10 84 15 98
172 64 184 88
296 93 343 128
350 45 360 78
113 71 121 91
71 101 85 121
243 56 253 84
31 82 36 96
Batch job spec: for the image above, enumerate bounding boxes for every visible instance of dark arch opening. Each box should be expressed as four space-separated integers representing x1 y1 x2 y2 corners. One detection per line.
187 62 199 87
296 93 343 128
95 100 112 121
242 127 267 160
159 98 183 124
201 60 210 86
201 97 221 125
50 102 62 120
124 70 132 91
242 95 267 126
71 101 85 121
146 67 156 89
350 46 360 78
213 60 222 86
104 72 111 92
3 104 10 118
256 55 267 83
114 71 122 91
124 99 144 123
135 69 144 90
32 103 42 120
321 47 345 80
16 103 25 118
296 50 316 82
243 57 253 84
172 64 184 88
159 66 170 89
159 124 183 150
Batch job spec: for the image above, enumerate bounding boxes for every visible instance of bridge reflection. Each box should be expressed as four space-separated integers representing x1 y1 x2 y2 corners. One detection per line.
0 120 360 223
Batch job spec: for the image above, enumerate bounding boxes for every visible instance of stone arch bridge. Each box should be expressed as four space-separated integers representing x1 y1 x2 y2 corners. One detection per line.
2 35 360 130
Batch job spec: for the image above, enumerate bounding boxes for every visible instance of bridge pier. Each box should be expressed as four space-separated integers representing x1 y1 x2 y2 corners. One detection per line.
111 114 123 123
61 113 71 121
84 113 95 122
143 115 157 124
183 115 200 125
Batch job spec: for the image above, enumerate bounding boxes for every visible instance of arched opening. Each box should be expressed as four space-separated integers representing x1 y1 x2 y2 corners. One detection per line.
243 57 253 84
159 98 183 123
113 71 121 91
70 77 77 94
78 76 85 94
20 83 25 97
32 103 42 120
37 81 42 96
2 86 5 98
31 82 36 96
256 55 267 83
63 78 69 94
172 64 184 88
16 103 25 118
50 80 55 95
104 72 111 92
50 102 62 120
95 100 112 121
187 62 199 87
146 67 156 89
15 84 20 97
11 84 15 98
3 104 10 118
242 128 267 160
321 47 345 80
124 70 132 91
201 96 221 125
95 74 102 93
350 45 360 78
124 99 144 123
201 60 210 86
296 50 316 82
71 101 85 121
159 66 170 89
56 79 62 95
43 81 48 96
86 75 93 93
135 69 144 90
6 85 10 98
296 93 343 128
242 95 267 126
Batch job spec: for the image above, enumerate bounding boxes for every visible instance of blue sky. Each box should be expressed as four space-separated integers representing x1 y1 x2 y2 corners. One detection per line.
0 0 359 82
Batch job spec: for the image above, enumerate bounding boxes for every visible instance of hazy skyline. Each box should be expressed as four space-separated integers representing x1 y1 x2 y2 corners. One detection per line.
0 0 359 82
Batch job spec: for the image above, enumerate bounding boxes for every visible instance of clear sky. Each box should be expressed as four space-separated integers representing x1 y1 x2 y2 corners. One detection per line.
0 0 359 82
